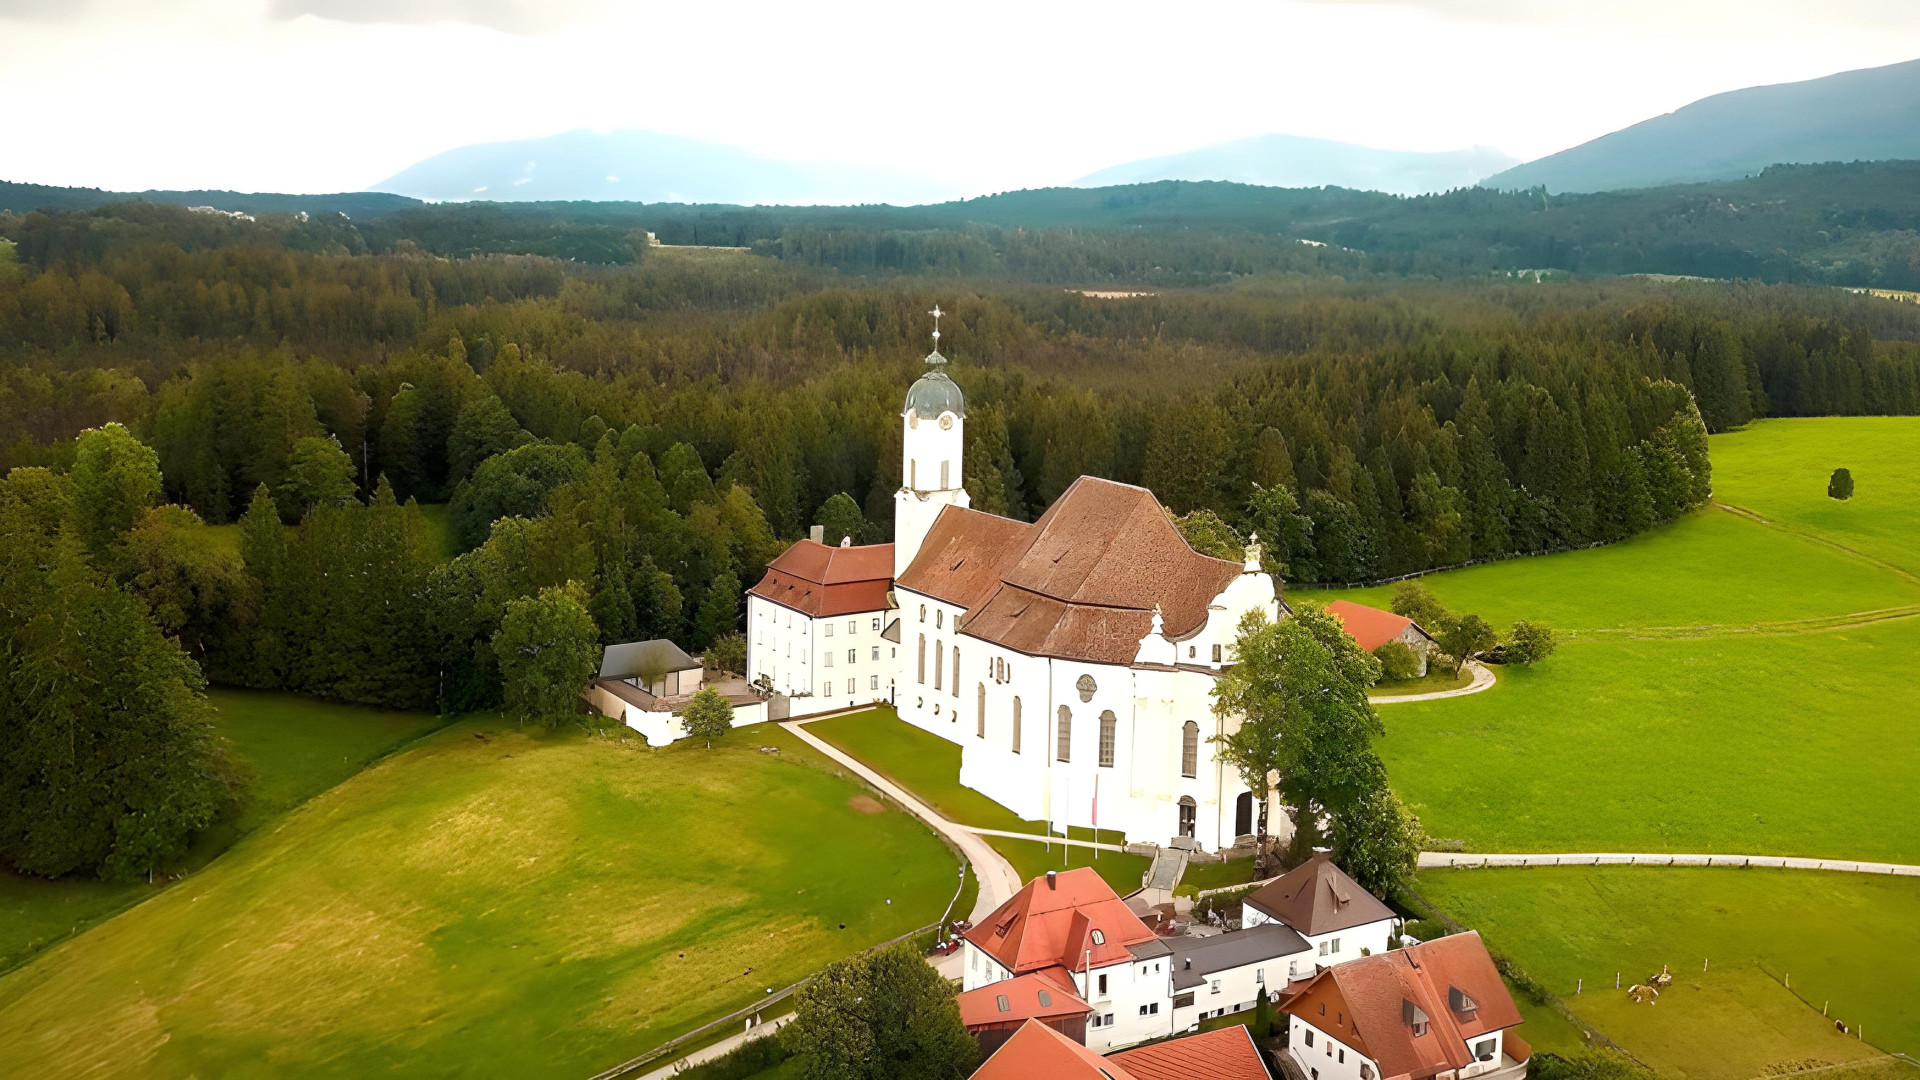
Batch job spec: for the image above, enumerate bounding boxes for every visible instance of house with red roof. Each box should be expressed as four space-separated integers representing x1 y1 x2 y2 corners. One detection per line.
970 1018 1272 1080
745 526 899 716
964 867 1314 1052
1325 601 1440 676
1241 850 1401 974
956 967 1093 1056
1282 932 1531 1080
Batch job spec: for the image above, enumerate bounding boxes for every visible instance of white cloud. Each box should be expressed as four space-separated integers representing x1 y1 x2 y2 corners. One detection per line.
1 0 1917 196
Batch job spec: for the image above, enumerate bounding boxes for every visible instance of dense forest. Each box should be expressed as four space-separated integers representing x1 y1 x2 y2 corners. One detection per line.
13 159 1920 286
6 197 1920 880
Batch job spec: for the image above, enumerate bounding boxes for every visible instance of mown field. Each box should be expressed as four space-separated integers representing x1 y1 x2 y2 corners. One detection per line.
1418 867 1920 1072
0 690 443 974
0 720 960 1078
1372 419 1920 1078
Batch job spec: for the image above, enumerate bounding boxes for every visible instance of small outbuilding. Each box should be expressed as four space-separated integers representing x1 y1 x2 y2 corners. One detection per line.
1326 600 1440 676
586 639 770 746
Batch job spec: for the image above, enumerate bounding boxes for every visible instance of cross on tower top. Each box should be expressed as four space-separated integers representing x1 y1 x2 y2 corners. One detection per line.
929 305 943 350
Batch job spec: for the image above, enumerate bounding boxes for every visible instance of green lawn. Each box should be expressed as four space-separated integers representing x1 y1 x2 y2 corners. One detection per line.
1179 856 1261 893
1713 417 1920 578
1418 866 1920 1072
0 719 960 1078
985 836 1152 897
1297 505 1920 634
808 708 1126 844
1371 665 1479 698
0 690 442 975
1377 620 1920 861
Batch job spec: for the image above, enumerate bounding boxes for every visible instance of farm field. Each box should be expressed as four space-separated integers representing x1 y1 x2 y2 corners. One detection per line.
0 690 442 974
0 719 961 1078
1417 866 1920 1070
1713 417 1920 577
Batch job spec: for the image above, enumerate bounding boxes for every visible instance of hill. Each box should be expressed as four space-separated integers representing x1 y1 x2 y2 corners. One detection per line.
0 181 416 219
1077 133 1516 196
371 128 953 206
1485 57 1920 193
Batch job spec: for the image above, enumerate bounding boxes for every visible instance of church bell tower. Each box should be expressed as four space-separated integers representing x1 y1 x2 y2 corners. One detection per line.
895 305 970 578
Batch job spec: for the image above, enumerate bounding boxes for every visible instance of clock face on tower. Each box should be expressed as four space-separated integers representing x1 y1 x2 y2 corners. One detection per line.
939 414 953 430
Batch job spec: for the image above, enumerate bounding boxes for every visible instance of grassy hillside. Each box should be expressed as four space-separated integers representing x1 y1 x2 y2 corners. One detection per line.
1712 417 1920 577
0 691 442 974
0 719 959 1078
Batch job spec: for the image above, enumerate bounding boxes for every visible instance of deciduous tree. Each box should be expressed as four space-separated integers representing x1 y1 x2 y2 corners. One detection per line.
494 582 600 728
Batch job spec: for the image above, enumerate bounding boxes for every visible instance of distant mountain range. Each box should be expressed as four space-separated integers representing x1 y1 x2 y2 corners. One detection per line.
1483 57 1920 193
1075 135 1517 196
371 130 958 206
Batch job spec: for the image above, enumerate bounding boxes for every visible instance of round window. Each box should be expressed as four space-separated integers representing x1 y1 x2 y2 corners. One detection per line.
1076 674 1096 702
939 413 954 430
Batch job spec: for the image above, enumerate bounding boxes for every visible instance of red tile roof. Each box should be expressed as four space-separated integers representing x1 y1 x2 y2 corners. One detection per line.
963 868 1160 976
1283 932 1525 1080
1108 1024 1271 1080
971 1018 1142 1080
1243 851 1397 937
748 539 894 617
956 966 1091 1029
1325 601 1431 652
900 477 1245 665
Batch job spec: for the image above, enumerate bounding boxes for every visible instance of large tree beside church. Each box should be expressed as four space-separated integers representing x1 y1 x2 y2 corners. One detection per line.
1210 604 1416 891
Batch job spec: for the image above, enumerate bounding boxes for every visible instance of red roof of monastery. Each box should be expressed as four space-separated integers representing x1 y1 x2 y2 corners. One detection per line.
1107 1024 1271 1080
748 539 894 617
899 477 1244 665
1242 850 1397 937
962 867 1160 976
1326 600 1432 652
1283 932 1526 1080
955 966 1090 1029
970 1018 1142 1080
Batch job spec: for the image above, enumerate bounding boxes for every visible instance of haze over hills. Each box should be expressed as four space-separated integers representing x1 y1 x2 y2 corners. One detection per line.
1075 134 1517 196
371 129 958 206
1483 57 1920 193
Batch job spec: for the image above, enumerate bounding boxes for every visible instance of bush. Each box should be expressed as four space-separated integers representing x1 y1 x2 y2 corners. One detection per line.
1400 918 1448 943
675 1033 793 1080
1829 467 1854 500
705 631 747 676
1504 620 1558 665
1374 640 1424 682
1531 1050 1657 1080
681 687 735 748
1390 581 1448 629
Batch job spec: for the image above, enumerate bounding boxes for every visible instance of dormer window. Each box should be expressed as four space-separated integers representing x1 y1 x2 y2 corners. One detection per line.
996 995 1010 1012
1090 929 1105 945
1449 985 1480 1016
1403 999 1430 1037
1037 990 1053 1007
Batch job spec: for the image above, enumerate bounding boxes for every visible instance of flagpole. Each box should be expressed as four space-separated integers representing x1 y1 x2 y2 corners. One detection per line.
1092 774 1099 861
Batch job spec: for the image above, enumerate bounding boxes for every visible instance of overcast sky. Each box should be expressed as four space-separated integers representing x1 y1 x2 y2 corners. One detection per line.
4 0 1920 197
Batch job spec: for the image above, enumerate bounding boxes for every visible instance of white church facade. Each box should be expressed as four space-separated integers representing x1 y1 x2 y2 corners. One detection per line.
748 314 1287 850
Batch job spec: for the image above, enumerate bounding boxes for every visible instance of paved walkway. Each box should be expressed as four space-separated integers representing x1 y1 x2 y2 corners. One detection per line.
962 826 1131 853
781 718 1022 923
1420 851 1920 875
633 1014 792 1080
1371 661 1494 704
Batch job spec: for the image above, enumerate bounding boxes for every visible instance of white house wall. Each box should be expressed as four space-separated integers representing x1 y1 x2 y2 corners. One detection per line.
747 594 896 718
1170 953 1296 1033
1290 1015 1374 1080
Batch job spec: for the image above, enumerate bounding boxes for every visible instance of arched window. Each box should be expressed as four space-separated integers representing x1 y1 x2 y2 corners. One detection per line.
1177 796 1197 839
976 684 987 737
917 635 926 684
933 640 943 690
1012 697 1022 754
1181 721 1200 778
951 647 961 697
1056 707 1072 763
1098 710 1117 768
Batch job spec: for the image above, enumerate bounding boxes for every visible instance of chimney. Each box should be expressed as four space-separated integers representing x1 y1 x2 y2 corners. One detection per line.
1184 958 1192 970
1046 870 1057 890
809 525 824 544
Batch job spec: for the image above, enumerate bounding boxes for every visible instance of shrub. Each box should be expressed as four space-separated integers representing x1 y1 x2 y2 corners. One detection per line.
1400 918 1448 943
705 631 747 675
1531 1050 1657 1080
1829 467 1854 500
681 687 735 748
1374 640 1424 682
1504 621 1558 665
675 1034 793 1080
1390 581 1448 629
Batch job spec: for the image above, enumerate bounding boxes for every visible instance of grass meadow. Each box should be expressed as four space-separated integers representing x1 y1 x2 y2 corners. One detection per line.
0 691 442 974
0 719 961 1078
1417 866 1920 1071
1712 417 1920 577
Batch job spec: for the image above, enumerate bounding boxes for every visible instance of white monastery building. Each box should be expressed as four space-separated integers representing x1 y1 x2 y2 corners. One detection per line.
748 310 1289 848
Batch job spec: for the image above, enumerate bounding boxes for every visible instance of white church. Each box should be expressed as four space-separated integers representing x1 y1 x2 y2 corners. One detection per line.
747 312 1286 852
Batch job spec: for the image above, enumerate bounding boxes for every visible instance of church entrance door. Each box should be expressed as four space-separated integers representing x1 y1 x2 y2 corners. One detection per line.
1177 797 1197 840
1234 792 1253 838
